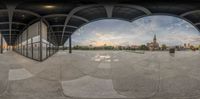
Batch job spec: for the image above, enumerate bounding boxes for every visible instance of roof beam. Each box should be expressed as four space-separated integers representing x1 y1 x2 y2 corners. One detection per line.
21 17 41 31
0 22 9 25
60 4 152 45
43 14 89 22
2 34 18 35
51 31 73 33
51 25 64 27
180 10 200 17
51 25 78 28
0 22 26 25
3 33 18 35
73 16 89 22
14 9 41 17
195 23 200 26
66 25 78 28
61 5 98 45
0 9 8 13
0 29 20 32
7 4 16 46
115 4 152 15
43 14 68 18
55 36 69 37
42 17 59 45
12 22 26 25
104 5 114 18
43 14 66 44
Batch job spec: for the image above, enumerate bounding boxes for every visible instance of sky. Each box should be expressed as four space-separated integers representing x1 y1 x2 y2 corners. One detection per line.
64 15 200 47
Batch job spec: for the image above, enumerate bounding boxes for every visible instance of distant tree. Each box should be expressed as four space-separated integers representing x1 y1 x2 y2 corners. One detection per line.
190 45 195 51
126 46 131 50
161 44 167 50
73 45 80 50
140 45 148 50
102 45 113 50
199 45 200 50
118 46 123 50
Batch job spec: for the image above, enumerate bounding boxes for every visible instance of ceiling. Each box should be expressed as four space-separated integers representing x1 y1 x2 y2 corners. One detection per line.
1 0 200 45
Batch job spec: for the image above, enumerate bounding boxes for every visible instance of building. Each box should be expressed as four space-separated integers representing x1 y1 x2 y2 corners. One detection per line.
147 34 160 50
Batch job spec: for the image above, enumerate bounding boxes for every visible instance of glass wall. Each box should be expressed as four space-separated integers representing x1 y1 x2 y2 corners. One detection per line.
13 20 58 61
0 33 8 53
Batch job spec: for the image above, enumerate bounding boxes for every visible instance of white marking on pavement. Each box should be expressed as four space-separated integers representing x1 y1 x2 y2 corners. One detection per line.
61 76 126 98
9 68 33 80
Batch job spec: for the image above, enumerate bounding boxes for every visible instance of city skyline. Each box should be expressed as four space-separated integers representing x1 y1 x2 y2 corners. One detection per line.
64 15 200 47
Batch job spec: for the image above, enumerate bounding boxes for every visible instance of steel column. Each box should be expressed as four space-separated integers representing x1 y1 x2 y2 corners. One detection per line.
31 38 33 59
26 29 28 56
1 33 3 54
48 28 51 57
69 35 72 53
17 36 19 51
104 5 114 18
39 19 43 61
7 4 16 48
46 43 47 58
21 35 22 53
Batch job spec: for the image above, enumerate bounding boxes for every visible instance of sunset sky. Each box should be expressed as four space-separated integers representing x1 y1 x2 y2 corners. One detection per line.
64 15 200 47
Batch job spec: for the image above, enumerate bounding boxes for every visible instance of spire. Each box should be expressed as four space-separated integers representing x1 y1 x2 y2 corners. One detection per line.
153 34 156 41
153 34 157 43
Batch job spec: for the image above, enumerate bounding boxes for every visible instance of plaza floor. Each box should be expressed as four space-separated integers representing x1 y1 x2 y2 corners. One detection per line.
0 50 200 99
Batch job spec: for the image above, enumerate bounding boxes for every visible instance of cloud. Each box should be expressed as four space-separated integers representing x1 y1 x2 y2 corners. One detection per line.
65 16 200 47
95 33 113 38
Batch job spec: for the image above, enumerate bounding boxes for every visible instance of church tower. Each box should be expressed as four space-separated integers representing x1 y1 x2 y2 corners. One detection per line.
153 34 156 43
147 34 159 51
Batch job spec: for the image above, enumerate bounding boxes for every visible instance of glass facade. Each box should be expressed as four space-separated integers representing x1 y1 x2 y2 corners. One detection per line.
13 20 58 61
0 33 8 53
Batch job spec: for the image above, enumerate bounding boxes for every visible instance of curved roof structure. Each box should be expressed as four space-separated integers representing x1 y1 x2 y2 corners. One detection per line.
1 0 200 45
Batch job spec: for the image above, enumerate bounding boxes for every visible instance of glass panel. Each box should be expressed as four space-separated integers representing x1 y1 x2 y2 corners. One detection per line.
13 21 58 61
42 43 46 59
33 42 40 60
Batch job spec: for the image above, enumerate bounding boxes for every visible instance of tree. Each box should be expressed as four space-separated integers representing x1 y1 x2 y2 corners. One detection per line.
199 45 200 50
140 45 148 50
190 45 195 51
161 44 167 50
118 46 123 50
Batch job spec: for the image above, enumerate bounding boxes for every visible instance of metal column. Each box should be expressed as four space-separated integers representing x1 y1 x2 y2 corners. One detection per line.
26 29 28 56
17 36 19 51
21 35 22 53
7 5 16 50
31 38 33 59
48 31 51 57
1 33 3 54
39 19 43 61
69 35 72 53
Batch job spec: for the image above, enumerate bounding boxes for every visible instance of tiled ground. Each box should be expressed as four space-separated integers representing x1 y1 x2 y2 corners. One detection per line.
0 50 200 99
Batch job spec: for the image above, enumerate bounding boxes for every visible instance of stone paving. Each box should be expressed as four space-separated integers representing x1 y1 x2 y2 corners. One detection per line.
0 50 200 99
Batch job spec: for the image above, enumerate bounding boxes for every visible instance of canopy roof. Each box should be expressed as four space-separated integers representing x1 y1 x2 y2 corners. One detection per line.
1 0 200 45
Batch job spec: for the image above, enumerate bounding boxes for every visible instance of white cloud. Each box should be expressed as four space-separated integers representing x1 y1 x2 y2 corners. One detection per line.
64 16 200 47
